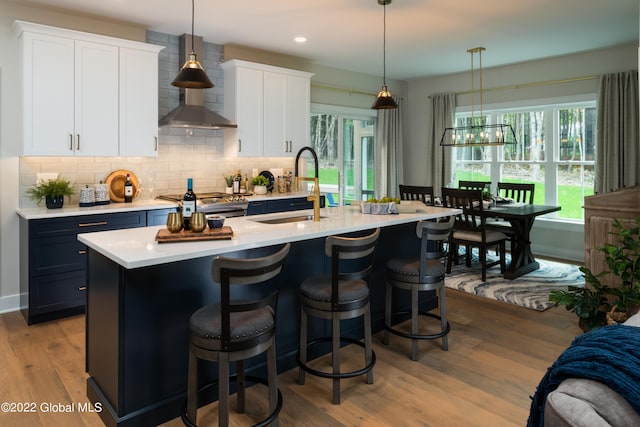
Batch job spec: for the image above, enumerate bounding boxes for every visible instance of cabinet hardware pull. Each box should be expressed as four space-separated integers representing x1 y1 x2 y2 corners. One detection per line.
78 286 87 291
154 136 158 151
78 250 87 255
77 134 80 150
78 221 108 227
69 134 73 150
238 139 242 152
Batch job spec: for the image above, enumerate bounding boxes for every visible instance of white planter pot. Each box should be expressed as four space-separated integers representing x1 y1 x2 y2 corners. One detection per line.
254 185 267 195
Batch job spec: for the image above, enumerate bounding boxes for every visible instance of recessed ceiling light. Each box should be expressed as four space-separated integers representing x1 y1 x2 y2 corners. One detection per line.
294 36 307 43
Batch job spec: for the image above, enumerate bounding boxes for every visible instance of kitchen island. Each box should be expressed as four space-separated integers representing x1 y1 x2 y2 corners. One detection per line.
79 204 459 426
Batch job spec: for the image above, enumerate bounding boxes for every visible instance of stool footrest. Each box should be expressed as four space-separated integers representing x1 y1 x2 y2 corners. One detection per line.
296 336 376 379
383 311 451 340
181 374 282 427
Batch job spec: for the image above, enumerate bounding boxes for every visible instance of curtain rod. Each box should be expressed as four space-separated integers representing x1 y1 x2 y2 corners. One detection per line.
311 83 377 97
452 75 597 96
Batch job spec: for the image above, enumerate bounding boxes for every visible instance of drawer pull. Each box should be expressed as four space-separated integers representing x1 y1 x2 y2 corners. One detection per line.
78 250 87 255
78 286 87 291
78 221 108 227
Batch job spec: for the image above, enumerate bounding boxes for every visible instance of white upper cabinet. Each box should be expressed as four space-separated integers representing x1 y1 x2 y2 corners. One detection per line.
14 21 163 157
119 47 160 157
221 60 313 157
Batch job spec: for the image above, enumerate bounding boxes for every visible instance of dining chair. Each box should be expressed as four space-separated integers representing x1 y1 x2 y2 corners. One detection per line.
184 243 291 427
441 187 508 282
487 183 535 251
297 228 380 404
399 185 435 205
458 180 491 191
497 182 535 204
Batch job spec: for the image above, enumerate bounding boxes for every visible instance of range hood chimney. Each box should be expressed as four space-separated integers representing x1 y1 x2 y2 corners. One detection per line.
158 34 237 129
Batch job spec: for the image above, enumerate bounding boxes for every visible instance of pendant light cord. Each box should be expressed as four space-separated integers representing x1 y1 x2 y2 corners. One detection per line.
191 0 195 53
382 3 387 85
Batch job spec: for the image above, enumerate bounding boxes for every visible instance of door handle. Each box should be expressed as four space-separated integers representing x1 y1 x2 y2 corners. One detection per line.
154 136 158 151
76 134 80 150
238 139 242 152
69 134 73 150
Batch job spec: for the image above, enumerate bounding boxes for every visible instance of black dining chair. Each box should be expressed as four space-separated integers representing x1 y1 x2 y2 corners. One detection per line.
487 183 535 250
441 187 508 282
184 243 290 427
497 182 535 204
458 180 491 191
297 228 380 404
399 185 435 205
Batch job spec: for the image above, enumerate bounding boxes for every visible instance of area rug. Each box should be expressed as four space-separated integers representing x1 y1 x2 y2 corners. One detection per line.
445 252 584 311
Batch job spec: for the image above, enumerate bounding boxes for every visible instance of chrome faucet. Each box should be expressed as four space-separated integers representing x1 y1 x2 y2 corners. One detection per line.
294 146 321 222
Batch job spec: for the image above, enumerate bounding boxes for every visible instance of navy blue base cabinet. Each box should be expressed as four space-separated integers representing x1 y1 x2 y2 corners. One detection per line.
85 222 436 426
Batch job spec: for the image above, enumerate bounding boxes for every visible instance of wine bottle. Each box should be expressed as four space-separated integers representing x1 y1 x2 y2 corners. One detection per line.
182 178 197 230
233 170 241 194
124 173 133 203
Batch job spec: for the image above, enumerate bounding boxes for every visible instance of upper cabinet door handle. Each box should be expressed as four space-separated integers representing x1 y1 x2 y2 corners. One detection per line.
69 134 73 151
76 134 80 150
238 139 242 152
154 136 158 151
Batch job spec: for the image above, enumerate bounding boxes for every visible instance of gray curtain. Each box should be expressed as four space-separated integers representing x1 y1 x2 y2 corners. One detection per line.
429 93 456 192
375 98 403 198
595 71 639 193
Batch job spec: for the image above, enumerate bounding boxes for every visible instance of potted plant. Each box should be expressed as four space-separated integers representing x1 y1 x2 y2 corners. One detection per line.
223 175 235 194
251 175 270 195
550 216 640 331
27 177 75 209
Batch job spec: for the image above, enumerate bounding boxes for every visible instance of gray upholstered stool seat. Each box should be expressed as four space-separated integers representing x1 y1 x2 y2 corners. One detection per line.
189 304 275 351
297 228 380 405
184 243 290 427
299 276 369 306
384 217 455 361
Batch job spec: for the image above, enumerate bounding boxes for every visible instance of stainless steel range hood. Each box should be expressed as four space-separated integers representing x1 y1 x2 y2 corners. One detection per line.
159 34 237 129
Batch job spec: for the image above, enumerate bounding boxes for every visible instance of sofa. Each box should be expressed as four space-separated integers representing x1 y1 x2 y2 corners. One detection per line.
543 313 640 427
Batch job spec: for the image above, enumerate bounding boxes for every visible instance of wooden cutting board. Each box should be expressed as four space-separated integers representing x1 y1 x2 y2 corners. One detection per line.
155 226 234 243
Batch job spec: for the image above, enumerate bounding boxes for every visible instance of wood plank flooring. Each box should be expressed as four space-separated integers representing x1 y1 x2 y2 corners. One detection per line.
0 289 581 426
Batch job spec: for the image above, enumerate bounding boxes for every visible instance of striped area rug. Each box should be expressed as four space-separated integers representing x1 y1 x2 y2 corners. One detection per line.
445 253 584 311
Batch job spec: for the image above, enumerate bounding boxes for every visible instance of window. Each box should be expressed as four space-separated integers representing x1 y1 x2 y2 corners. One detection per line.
451 98 596 221
310 104 376 205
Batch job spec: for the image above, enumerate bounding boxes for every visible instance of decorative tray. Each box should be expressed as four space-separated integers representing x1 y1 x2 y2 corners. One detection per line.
105 169 139 202
155 226 234 243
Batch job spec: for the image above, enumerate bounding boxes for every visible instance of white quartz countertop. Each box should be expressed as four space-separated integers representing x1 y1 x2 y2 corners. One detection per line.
17 199 176 220
78 204 460 269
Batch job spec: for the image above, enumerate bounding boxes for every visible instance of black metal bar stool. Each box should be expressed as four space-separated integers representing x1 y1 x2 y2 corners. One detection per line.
383 217 454 360
297 228 380 404
183 243 290 427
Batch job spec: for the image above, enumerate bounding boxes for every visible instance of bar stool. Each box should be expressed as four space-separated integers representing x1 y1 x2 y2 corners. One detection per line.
297 228 380 404
183 243 290 427
383 217 454 360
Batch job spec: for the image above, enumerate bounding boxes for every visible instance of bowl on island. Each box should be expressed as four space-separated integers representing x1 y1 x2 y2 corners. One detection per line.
207 215 226 229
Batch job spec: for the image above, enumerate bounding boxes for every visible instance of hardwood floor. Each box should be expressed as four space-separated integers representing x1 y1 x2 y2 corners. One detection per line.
0 289 581 426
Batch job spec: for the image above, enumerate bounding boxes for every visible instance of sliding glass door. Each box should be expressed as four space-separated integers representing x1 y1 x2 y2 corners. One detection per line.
310 105 376 205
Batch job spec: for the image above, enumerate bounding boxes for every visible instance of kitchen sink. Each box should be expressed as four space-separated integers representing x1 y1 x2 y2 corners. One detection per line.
250 214 326 224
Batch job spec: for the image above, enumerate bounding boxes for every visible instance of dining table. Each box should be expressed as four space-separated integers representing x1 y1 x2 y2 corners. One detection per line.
484 203 561 279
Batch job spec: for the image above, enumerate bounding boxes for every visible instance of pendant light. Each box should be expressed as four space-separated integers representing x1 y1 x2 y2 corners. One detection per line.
372 0 398 109
171 0 213 89
440 47 516 146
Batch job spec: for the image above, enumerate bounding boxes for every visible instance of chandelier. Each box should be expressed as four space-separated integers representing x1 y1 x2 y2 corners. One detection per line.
440 47 516 146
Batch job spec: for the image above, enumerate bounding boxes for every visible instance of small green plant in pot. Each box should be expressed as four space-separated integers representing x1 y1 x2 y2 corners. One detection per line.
27 178 75 209
550 216 640 331
251 175 270 195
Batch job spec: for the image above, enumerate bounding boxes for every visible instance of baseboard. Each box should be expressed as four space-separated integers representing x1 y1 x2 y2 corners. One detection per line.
0 293 21 315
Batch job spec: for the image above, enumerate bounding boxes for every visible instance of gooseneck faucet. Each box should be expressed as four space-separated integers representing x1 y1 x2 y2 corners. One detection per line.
294 146 321 222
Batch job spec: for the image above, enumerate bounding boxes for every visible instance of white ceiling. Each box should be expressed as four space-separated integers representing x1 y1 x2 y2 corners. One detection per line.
19 0 640 80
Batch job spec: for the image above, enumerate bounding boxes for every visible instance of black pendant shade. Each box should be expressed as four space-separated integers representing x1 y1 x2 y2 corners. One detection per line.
372 85 398 109
171 0 213 89
172 52 213 88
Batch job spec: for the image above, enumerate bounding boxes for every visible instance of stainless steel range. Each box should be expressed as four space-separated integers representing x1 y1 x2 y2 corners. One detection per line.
156 192 249 217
